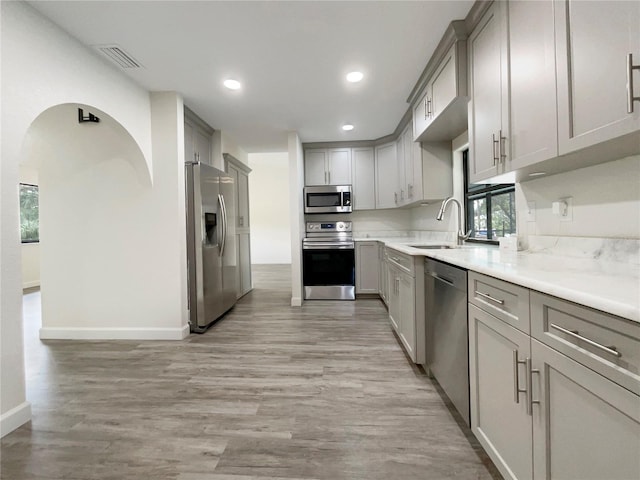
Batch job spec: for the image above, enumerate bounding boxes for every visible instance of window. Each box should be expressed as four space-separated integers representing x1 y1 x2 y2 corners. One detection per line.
463 151 516 242
19 183 39 243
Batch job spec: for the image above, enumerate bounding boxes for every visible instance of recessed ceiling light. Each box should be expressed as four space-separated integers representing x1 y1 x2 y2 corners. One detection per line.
346 71 364 83
342 124 354 131
528 172 546 177
223 79 241 90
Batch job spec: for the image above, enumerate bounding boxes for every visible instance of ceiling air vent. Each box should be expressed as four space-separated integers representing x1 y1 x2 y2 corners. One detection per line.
94 45 142 69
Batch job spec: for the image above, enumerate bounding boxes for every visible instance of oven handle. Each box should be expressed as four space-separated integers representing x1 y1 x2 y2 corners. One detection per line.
303 243 355 250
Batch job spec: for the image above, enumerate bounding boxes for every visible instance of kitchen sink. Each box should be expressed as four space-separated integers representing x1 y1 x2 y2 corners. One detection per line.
409 245 456 250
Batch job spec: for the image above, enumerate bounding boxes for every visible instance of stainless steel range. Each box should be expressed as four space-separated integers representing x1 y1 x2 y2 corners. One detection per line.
302 221 355 300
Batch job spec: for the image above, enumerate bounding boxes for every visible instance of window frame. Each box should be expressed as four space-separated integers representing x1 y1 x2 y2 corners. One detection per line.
463 150 516 244
19 182 40 244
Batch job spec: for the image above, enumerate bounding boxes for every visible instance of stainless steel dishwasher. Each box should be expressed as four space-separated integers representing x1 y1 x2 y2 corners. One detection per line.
425 258 469 426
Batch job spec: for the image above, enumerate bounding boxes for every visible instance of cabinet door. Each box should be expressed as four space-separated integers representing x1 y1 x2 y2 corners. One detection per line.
379 246 388 304
355 242 379 294
402 125 414 202
430 47 457 120
374 142 399 209
531 339 640 480
195 129 211 165
468 1 508 182
398 272 416 362
237 171 250 229
555 0 640 154
352 147 375 210
184 121 195 163
396 135 406 204
304 149 327 185
327 148 351 185
388 265 400 332
507 0 558 170
469 303 533 480
226 164 240 226
413 91 430 141
238 233 252 297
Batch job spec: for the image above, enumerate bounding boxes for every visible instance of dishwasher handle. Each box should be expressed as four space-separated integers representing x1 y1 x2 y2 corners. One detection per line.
430 272 455 286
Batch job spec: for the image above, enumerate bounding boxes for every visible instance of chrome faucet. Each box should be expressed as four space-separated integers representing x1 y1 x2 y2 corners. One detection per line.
436 197 472 246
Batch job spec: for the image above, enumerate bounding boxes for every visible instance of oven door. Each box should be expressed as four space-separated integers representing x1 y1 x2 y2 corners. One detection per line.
302 246 355 300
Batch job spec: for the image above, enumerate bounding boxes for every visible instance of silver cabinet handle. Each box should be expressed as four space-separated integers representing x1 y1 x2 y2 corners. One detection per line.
492 134 499 165
424 97 428 120
526 358 540 416
400 189 405 200
627 53 640 113
394 192 398 204
512 350 527 403
550 323 622 358
475 290 505 305
408 184 413 198
499 129 506 163
426 98 432 118
239 215 244 227
328 171 331 184
324 171 327 184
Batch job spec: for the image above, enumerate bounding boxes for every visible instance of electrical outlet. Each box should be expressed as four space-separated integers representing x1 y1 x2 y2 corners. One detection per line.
552 196 573 221
526 201 536 222
560 196 573 221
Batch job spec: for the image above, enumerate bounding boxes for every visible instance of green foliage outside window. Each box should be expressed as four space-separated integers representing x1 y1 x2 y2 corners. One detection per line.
20 183 39 243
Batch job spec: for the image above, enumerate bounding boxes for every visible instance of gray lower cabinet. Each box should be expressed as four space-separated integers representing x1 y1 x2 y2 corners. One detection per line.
469 303 533 480
531 338 640 480
469 275 640 480
385 248 425 364
355 241 379 294
379 244 388 305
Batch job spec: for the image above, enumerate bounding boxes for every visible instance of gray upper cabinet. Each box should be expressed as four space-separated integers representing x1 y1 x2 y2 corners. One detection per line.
469 0 639 184
411 22 469 143
374 142 398 209
555 0 640 154
467 1 506 183
352 147 376 210
304 148 352 186
184 106 213 165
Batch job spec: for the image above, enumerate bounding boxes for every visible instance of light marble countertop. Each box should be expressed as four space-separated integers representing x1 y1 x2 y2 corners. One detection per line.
355 236 640 323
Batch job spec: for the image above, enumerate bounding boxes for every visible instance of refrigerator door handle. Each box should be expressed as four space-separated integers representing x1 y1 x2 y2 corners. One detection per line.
218 193 227 257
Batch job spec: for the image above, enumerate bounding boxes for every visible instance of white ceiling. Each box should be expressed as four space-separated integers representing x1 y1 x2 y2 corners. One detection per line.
28 0 474 153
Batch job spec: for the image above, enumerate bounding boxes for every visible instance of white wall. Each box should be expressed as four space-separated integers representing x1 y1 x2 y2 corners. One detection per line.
19 166 41 289
0 1 186 437
288 133 305 306
248 152 291 264
517 155 640 239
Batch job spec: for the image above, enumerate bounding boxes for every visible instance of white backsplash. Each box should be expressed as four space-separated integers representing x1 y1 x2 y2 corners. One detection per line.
516 154 640 239
526 235 640 265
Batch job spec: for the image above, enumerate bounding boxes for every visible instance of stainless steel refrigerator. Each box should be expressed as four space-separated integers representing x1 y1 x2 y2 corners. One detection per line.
185 162 237 333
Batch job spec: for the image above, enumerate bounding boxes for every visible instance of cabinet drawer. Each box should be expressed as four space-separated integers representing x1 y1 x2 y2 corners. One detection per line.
386 248 414 276
531 291 640 395
468 272 530 334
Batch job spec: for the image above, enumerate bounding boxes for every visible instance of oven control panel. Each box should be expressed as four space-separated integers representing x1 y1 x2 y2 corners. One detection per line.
306 221 352 233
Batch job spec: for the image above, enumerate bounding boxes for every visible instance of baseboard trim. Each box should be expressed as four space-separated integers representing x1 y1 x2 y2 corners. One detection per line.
1 401 32 438
22 281 40 289
291 297 302 307
40 324 190 341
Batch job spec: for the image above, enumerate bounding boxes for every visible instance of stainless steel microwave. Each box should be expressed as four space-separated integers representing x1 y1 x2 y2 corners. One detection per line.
304 185 352 214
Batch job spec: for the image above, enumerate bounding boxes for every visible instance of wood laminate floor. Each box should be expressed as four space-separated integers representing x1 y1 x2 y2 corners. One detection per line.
2 264 501 480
